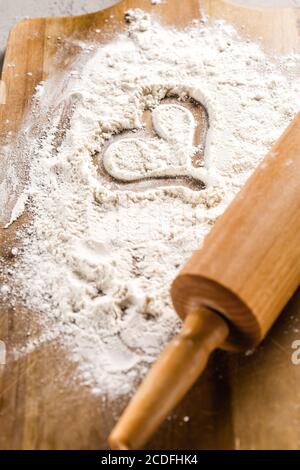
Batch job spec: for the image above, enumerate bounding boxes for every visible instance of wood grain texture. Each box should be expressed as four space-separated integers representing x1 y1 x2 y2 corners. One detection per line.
205 0 300 54
0 0 300 450
0 81 5 104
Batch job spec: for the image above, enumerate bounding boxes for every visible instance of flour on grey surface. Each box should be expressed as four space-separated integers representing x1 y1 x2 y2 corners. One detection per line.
2 9 300 396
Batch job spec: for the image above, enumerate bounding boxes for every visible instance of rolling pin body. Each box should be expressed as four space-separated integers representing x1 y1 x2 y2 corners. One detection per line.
172 113 300 350
109 113 300 449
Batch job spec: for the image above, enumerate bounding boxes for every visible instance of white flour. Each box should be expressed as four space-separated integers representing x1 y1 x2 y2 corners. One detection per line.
2 9 300 396
103 104 202 181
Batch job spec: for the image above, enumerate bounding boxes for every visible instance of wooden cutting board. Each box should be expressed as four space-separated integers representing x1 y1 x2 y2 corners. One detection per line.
0 0 300 450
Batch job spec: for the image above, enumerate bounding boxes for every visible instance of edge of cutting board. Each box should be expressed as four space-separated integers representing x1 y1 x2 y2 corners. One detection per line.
0 0 299 137
0 0 300 451
0 0 299 135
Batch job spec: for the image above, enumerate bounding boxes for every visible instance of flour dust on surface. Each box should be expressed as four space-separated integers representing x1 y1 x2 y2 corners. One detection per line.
1 8 300 396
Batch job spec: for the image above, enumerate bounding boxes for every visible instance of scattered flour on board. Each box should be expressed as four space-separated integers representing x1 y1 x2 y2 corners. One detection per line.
1 9 300 396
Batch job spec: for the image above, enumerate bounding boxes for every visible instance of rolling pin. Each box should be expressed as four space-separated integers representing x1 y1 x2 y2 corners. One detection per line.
109 113 300 450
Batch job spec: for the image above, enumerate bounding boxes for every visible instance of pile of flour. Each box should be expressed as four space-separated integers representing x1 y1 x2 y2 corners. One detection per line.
2 9 300 396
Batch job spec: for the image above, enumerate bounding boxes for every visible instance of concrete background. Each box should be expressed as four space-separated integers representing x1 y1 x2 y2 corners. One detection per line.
0 0 300 70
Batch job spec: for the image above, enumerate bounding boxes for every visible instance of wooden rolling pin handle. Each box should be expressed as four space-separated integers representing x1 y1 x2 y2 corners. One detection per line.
108 307 229 450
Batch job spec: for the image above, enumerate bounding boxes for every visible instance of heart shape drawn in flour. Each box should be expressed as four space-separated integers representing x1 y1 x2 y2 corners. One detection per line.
102 100 208 188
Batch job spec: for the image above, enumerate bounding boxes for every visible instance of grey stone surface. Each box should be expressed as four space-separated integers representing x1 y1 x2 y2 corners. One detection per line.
0 0 299 70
